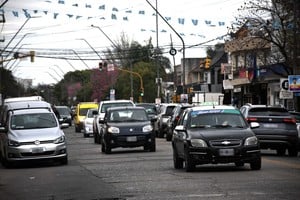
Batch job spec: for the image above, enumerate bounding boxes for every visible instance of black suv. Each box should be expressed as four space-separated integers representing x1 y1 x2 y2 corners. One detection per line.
172 105 261 172
165 104 194 141
240 104 299 156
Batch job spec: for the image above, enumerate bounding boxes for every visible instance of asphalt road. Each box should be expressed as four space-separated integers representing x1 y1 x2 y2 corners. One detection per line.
0 126 300 200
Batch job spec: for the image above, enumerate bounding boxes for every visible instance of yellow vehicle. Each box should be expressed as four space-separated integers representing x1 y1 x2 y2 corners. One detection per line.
74 102 98 132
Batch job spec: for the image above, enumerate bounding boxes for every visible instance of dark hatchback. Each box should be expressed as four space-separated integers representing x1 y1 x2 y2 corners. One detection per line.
172 105 261 172
100 106 156 154
240 104 299 156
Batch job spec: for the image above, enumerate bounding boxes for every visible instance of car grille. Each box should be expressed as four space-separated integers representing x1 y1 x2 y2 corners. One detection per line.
21 151 55 157
209 139 242 147
19 140 54 145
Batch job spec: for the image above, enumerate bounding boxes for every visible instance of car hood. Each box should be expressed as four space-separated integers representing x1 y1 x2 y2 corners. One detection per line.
9 127 64 142
188 128 255 140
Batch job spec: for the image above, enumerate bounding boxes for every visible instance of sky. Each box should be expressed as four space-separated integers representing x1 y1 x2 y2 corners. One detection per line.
0 0 245 86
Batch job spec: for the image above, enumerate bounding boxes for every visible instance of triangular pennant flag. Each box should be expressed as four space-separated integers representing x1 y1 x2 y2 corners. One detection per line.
112 7 118 12
43 10 48 15
111 14 117 19
86 4 91 8
126 10 132 13
54 13 59 19
99 5 105 10
123 16 128 21
165 17 171 21
67 14 73 18
76 16 82 19
72 4 78 7
138 10 145 15
12 11 19 17
178 18 185 25
218 21 225 26
192 19 198 26
58 0 64 4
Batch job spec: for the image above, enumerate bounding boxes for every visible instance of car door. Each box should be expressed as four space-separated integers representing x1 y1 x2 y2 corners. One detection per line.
173 110 189 157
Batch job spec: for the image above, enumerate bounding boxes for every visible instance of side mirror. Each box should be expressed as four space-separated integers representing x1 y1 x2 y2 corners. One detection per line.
92 110 98 115
0 126 8 133
250 122 260 129
174 125 185 132
60 123 69 129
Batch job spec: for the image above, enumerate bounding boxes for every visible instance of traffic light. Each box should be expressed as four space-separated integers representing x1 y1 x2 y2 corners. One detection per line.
99 62 103 71
30 51 35 62
205 57 211 69
140 88 144 96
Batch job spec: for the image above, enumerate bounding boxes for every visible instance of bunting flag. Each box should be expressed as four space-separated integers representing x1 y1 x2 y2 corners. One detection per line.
4 2 228 41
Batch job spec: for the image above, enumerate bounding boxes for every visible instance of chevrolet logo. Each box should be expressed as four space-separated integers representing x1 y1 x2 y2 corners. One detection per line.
221 141 231 145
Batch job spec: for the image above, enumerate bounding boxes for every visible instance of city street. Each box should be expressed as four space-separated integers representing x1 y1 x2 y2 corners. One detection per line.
0 126 300 200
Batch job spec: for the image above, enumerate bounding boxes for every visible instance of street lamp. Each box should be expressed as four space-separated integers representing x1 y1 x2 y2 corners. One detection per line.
76 38 102 59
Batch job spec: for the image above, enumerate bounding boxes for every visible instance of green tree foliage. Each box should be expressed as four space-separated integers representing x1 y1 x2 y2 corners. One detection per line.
0 67 25 100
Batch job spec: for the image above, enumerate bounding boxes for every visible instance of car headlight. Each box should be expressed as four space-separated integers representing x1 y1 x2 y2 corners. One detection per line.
108 126 120 134
143 124 153 132
244 136 258 146
8 139 20 147
54 136 65 144
190 139 207 148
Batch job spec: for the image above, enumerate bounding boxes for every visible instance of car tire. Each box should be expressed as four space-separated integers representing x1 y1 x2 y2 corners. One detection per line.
235 162 245 167
288 146 298 157
75 125 80 133
173 148 183 169
276 148 286 156
184 148 195 172
60 156 68 165
250 157 261 170
149 141 156 152
166 133 172 141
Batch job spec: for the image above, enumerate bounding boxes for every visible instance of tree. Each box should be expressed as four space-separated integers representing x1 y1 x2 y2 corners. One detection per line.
0 67 25 100
230 0 300 74
99 33 171 102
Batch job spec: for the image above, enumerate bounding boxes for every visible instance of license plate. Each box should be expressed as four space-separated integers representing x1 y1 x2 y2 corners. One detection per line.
126 136 137 142
32 147 44 153
219 148 234 156
263 123 278 128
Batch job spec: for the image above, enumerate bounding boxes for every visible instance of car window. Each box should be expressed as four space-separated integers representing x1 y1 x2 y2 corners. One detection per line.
189 109 246 128
248 107 289 116
56 107 71 115
108 109 148 122
11 113 57 130
101 102 133 113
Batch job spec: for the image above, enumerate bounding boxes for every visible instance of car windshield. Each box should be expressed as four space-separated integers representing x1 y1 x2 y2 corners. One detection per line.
101 103 133 113
11 113 58 130
56 107 70 115
189 109 247 128
79 108 92 116
108 109 148 122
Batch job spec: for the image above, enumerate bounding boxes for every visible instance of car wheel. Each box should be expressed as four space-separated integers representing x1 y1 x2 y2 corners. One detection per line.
276 148 286 156
149 141 156 152
166 133 172 141
288 147 298 157
60 156 68 165
250 157 261 170
173 148 183 169
235 162 245 167
158 131 164 138
184 149 195 172
75 125 80 133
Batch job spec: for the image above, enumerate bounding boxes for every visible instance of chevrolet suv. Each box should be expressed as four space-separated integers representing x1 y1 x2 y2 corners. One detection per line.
240 104 298 157
172 105 261 172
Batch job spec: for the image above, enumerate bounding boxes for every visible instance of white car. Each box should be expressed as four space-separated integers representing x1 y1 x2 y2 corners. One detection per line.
83 108 98 137
0 101 69 168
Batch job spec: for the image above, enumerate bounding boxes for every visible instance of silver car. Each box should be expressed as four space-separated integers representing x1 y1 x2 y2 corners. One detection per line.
0 106 68 168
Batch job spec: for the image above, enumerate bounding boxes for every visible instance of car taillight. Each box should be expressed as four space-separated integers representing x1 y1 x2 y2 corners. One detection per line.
283 118 296 124
247 117 257 122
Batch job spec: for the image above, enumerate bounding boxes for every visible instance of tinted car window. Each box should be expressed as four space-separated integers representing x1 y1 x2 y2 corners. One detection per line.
248 107 290 116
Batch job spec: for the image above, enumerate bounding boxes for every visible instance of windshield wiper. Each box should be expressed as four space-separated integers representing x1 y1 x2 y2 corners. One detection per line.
212 124 233 128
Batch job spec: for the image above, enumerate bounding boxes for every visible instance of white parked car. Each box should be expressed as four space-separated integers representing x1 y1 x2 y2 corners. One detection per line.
83 108 98 138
